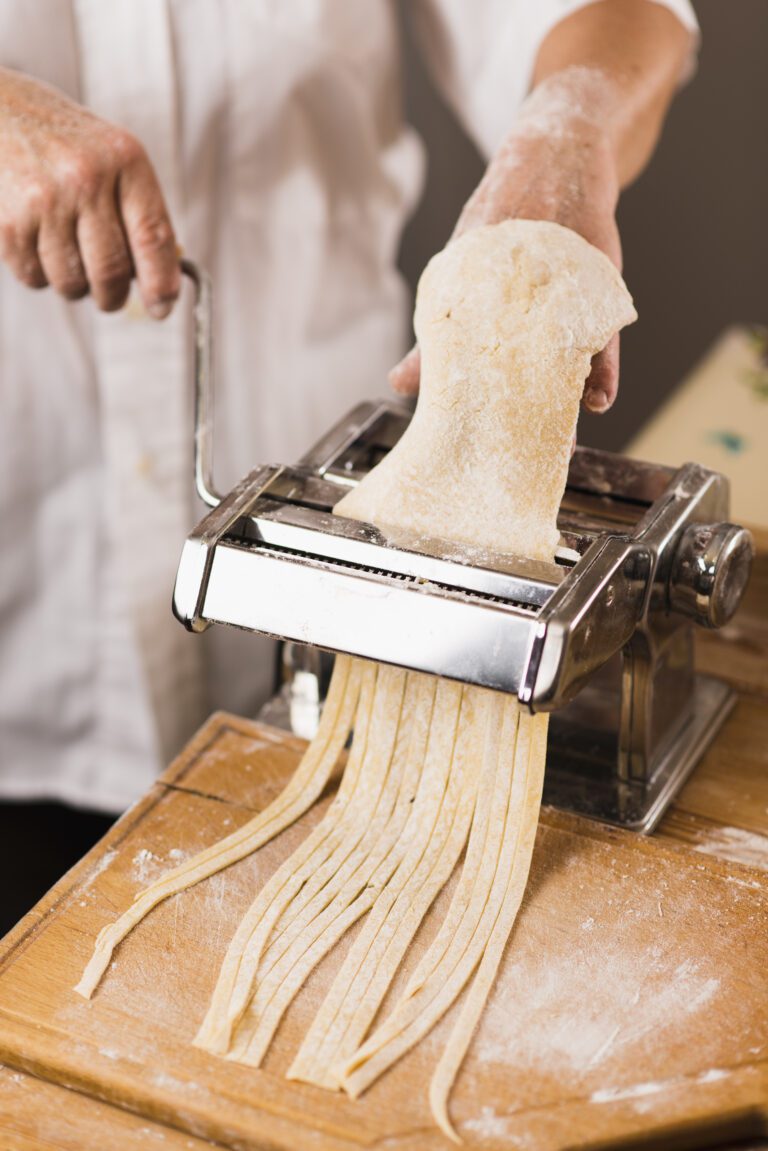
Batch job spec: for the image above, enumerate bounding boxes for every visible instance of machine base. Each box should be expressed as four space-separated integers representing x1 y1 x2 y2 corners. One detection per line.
543 674 736 833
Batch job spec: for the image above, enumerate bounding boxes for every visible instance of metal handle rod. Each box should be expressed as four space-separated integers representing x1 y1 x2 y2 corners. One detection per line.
181 258 220 508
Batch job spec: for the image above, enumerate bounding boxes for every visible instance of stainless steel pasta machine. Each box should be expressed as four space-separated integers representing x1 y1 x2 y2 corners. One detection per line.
173 263 754 833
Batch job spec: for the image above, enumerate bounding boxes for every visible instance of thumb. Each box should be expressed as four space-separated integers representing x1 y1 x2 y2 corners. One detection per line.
582 333 620 413
389 345 421 395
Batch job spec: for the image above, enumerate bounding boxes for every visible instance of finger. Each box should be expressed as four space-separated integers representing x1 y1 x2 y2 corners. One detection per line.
0 217 48 289
37 212 88 300
117 141 179 319
76 194 134 312
389 346 421 395
450 198 482 242
582 334 620 413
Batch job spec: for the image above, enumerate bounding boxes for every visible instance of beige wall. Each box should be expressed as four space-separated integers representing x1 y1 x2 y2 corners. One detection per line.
398 0 768 452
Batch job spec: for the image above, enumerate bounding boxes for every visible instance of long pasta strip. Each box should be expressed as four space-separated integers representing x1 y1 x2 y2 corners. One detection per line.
228 674 457 1068
254 670 424 972
75 655 360 999
288 683 490 1088
219 668 418 1065
338 697 530 1097
429 713 548 1142
400 690 512 1003
194 660 391 1053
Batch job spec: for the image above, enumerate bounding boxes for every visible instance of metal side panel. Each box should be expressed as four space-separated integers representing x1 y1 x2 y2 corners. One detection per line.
172 537 213 632
201 542 538 694
544 675 736 832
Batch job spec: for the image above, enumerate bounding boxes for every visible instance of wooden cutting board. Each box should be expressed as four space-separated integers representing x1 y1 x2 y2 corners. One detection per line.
0 710 766 1151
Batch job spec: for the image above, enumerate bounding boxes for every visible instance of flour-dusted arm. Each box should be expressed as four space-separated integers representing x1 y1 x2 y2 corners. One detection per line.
392 0 697 411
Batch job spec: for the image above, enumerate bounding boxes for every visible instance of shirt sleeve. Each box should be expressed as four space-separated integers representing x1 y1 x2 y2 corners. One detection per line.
411 0 700 158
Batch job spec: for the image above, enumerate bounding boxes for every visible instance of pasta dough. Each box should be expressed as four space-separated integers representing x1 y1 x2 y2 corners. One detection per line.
337 219 635 561
76 220 635 1142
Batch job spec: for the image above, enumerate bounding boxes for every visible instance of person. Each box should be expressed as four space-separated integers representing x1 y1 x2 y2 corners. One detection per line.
0 0 697 930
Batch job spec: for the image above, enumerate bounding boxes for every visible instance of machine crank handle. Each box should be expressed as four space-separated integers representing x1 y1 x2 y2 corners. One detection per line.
180 258 220 509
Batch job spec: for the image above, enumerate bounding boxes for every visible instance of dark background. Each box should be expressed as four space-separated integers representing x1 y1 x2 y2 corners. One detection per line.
398 0 768 451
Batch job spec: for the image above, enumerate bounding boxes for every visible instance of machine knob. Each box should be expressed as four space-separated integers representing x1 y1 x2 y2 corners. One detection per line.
668 522 754 629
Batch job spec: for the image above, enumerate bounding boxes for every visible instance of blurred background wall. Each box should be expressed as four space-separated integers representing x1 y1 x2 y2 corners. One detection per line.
397 0 768 452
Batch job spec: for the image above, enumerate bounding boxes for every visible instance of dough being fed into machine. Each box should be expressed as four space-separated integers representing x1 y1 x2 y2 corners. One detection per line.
76 219 635 1142
337 218 635 562
298 219 636 1128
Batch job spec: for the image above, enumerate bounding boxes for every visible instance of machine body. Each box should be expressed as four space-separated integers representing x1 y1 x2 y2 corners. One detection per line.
174 263 753 832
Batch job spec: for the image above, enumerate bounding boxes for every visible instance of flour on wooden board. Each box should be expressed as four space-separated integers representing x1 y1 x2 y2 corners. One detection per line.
591 1066 732 1110
475 945 721 1075
692 824 768 870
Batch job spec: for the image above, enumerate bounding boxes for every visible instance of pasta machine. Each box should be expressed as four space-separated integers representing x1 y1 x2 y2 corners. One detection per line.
173 263 754 833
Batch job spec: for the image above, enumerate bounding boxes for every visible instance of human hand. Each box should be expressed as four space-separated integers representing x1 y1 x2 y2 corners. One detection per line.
0 67 179 317
390 68 623 413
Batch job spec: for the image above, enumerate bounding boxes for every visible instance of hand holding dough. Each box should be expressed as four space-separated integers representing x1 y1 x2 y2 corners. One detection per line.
336 220 635 562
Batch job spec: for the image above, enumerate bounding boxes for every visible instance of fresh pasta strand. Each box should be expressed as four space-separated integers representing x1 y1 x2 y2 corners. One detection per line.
337 696 528 1096
194 660 387 1053
226 673 434 1068
289 684 498 1087
202 663 409 1060
429 713 548 1142
257 671 423 957
75 654 360 999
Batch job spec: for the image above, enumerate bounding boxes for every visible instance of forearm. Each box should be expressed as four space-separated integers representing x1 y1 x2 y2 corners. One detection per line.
532 0 695 189
391 1 696 404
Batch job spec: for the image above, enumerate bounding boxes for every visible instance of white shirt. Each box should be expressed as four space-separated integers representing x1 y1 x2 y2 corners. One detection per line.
0 0 698 812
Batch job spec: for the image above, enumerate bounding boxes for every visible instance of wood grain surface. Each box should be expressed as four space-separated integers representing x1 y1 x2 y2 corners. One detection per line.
0 707 765 1151
0 532 765 1151
0 1065 213 1151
